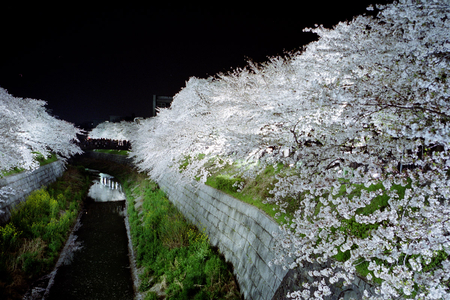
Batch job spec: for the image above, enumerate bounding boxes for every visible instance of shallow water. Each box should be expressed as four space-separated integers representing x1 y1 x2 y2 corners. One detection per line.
88 172 126 202
45 171 134 300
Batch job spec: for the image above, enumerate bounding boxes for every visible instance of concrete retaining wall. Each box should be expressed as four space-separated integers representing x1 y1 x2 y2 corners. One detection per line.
0 160 65 224
157 172 288 300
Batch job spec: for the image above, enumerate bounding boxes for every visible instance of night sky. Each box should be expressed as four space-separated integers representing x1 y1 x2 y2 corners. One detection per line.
0 2 393 127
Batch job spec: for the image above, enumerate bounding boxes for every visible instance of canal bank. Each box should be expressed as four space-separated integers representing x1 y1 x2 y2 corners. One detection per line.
78 153 376 300
0 160 65 224
80 153 287 300
0 166 90 300
20 169 135 300
75 156 242 299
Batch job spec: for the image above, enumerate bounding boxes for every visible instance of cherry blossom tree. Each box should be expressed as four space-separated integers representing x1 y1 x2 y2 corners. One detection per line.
88 120 137 141
0 88 83 171
131 1 450 298
1 88 83 204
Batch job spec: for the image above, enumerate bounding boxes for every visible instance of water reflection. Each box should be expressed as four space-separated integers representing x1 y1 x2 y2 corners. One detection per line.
88 172 126 202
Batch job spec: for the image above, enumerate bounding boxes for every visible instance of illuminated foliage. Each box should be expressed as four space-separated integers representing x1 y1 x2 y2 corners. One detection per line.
130 1 450 298
0 89 82 171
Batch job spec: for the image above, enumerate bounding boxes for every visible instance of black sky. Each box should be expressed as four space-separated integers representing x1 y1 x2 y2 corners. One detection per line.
0 2 393 126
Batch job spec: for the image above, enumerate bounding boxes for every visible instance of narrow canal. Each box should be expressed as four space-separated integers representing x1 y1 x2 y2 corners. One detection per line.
46 171 134 300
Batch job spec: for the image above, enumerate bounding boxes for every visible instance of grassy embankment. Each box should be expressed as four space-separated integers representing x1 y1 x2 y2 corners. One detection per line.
0 153 59 178
75 157 241 300
0 165 91 299
178 155 285 221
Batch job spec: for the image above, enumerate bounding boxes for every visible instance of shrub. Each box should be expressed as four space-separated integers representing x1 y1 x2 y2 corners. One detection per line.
0 224 21 251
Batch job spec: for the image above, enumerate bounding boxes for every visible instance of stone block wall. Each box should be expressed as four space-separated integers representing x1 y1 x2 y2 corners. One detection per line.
0 160 65 224
157 172 377 300
157 172 288 300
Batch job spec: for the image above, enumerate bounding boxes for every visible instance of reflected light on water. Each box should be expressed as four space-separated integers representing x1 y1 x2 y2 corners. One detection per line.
88 173 126 202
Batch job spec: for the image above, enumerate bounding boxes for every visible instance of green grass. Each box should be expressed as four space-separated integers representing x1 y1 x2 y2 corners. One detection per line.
0 167 26 178
0 165 90 300
205 161 289 221
93 149 129 155
34 152 58 166
126 179 241 300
